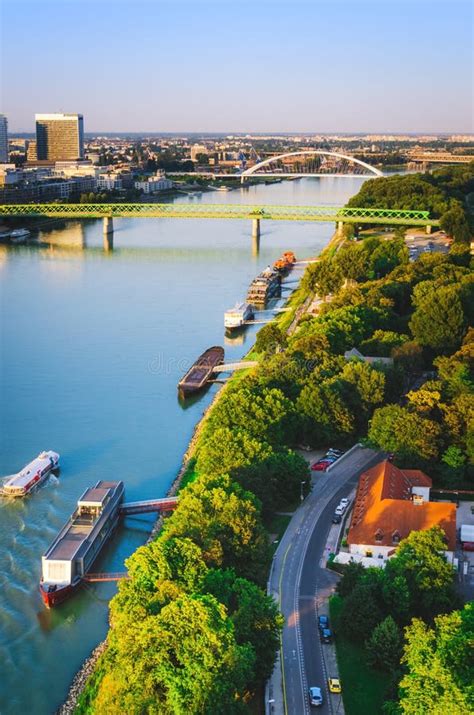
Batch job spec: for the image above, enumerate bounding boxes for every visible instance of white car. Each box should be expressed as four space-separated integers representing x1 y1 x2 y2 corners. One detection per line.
335 505 345 516
339 498 350 509
309 686 323 707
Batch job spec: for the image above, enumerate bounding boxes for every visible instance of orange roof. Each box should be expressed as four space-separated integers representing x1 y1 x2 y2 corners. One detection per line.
347 461 456 551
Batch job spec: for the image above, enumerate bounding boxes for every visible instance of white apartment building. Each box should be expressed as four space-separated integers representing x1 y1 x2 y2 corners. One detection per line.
134 173 173 194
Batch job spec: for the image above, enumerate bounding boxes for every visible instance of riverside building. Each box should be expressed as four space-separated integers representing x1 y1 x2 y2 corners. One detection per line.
35 113 84 162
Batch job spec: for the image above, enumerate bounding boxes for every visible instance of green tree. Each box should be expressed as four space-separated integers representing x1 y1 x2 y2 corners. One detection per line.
197 427 273 478
440 204 471 243
368 404 441 461
205 386 296 446
297 379 355 444
340 580 384 643
302 258 344 297
336 560 364 598
398 603 474 714
255 323 287 354
360 330 409 357
409 284 466 354
97 594 254 714
164 473 270 584
366 616 402 672
385 527 457 620
203 569 284 685
234 449 310 515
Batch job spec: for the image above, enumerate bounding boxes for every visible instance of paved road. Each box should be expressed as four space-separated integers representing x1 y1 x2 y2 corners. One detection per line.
267 446 382 715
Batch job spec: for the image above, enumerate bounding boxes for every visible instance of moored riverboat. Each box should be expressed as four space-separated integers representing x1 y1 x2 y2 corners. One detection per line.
39 480 125 607
273 251 296 275
178 346 224 396
224 302 254 330
1 451 60 497
246 267 281 307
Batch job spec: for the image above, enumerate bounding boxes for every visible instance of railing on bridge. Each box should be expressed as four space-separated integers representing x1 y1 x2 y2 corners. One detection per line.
0 203 438 226
119 496 178 515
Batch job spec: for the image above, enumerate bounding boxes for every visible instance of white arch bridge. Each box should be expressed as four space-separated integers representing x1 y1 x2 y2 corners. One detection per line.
240 150 384 182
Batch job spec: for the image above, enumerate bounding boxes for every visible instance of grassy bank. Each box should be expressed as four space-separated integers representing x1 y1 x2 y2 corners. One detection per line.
330 595 386 715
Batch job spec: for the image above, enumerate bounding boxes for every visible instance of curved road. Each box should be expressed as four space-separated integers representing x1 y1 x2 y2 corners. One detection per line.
267 446 382 715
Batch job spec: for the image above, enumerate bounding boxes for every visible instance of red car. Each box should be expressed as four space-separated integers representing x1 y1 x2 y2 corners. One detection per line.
311 460 331 472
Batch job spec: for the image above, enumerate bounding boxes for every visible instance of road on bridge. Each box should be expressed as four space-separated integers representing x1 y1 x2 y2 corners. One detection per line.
267 445 382 715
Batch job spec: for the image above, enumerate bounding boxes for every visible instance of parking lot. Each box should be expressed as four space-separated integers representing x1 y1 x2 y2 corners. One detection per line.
405 230 451 260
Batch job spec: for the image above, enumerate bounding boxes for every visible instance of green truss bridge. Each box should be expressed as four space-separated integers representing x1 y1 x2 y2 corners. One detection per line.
0 203 438 251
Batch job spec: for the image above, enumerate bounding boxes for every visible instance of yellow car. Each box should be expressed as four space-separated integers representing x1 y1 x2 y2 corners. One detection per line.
328 677 342 694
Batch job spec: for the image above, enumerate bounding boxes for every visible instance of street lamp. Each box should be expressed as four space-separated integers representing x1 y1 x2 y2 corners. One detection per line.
300 480 305 502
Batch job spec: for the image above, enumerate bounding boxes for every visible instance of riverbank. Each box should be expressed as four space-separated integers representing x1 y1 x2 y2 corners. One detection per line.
58 244 325 713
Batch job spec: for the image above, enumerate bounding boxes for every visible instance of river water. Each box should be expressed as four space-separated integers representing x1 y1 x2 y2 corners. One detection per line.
0 177 368 714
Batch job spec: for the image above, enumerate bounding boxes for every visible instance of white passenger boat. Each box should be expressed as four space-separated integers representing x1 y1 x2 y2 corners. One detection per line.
224 302 254 330
1 451 60 497
40 480 125 607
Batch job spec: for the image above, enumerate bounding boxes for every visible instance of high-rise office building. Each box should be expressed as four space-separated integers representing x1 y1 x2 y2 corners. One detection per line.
35 113 84 162
0 114 8 163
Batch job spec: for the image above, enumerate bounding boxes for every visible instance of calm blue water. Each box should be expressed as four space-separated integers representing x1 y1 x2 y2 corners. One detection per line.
0 177 367 714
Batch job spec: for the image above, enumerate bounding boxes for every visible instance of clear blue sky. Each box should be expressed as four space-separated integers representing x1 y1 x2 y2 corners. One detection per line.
1 0 472 133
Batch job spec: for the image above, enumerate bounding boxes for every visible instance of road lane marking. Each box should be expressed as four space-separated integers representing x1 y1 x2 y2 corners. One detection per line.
279 541 292 715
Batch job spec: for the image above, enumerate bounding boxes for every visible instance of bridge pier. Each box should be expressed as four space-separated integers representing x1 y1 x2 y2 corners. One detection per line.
251 218 261 256
337 220 345 236
103 216 114 251
425 224 432 235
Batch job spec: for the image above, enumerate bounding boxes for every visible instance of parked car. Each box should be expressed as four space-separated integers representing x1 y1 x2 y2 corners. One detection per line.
328 677 342 694
318 615 329 631
332 513 342 524
311 460 331 472
308 686 323 707
339 498 350 509
335 505 345 516
320 628 333 643
327 448 343 457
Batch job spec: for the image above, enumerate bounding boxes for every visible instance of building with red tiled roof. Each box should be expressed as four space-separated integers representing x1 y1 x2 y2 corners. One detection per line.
346 460 456 563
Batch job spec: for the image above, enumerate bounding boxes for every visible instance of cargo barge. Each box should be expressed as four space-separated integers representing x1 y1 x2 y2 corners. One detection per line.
1 451 60 497
246 267 281 307
178 346 224 396
224 302 254 330
39 480 125 607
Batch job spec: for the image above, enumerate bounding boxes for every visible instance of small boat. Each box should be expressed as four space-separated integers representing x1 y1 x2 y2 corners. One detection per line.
246 267 281 307
216 186 230 192
178 346 224 396
40 480 125 607
10 228 31 244
1 451 60 497
224 302 254 330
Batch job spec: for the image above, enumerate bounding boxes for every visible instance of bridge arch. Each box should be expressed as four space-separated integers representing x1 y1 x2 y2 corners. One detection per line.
240 150 383 182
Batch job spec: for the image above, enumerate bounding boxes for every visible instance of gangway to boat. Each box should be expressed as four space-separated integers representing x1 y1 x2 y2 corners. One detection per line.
212 361 258 373
83 572 129 582
119 496 178 516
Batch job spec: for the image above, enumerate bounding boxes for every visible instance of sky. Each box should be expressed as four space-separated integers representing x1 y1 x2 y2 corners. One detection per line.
0 0 473 134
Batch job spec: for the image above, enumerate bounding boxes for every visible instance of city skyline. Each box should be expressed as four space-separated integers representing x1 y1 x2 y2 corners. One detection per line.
1 0 472 134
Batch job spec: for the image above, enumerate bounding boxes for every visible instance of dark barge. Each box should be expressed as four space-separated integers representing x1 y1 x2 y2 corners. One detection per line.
178 346 224 396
